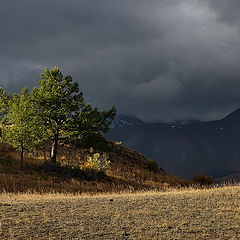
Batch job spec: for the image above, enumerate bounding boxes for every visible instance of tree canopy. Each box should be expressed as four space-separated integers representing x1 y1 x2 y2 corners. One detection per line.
32 67 116 162
1 87 48 167
0 87 11 120
1 67 116 165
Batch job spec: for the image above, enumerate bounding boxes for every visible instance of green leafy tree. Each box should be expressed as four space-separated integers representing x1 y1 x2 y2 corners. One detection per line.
0 87 11 121
32 67 116 163
68 102 117 146
0 87 12 139
2 87 48 168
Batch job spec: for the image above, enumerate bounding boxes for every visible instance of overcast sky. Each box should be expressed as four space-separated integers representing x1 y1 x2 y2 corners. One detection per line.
0 0 240 122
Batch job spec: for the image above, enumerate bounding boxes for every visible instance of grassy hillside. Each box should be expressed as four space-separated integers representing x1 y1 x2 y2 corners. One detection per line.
0 140 187 194
1 185 239 239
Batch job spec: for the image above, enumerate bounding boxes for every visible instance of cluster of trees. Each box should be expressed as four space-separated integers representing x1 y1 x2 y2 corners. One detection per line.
0 67 116 167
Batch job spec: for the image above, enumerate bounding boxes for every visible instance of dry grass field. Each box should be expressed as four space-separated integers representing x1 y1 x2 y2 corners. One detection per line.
0 185 240 240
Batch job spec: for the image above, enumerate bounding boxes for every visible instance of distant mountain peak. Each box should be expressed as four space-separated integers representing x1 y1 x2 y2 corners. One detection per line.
221 108 240 122
111 114 143 128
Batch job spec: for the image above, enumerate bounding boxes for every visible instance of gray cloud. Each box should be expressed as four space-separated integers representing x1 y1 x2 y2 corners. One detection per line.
0 0 240 122
206 0 240 25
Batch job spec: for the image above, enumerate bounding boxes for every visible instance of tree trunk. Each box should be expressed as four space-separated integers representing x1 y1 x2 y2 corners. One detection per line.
50 132 59 163
20 144 24 169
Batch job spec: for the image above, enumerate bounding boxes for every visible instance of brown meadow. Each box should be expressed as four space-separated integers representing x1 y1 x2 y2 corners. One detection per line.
1 185 240 239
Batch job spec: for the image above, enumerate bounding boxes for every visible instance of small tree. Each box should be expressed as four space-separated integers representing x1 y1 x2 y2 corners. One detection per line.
32 67 116 163
0 87 11 121
2 87 48 168
0 87 12 139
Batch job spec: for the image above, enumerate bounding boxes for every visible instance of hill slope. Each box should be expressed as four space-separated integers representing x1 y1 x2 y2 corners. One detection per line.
106 108 240 179
0 140 186 193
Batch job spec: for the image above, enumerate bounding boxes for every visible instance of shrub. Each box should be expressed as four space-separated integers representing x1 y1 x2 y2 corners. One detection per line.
82 153 110 172
147 160 160 173
193 174 215 186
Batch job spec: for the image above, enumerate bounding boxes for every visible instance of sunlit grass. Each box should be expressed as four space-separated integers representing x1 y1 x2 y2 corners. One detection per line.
0 185 240 239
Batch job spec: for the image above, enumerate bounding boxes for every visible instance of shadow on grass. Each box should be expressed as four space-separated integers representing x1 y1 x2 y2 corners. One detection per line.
34 161 110 182
0 154 110 182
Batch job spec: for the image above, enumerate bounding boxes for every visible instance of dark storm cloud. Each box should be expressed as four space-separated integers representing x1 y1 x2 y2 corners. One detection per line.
0 0 240 121
206 0 240 25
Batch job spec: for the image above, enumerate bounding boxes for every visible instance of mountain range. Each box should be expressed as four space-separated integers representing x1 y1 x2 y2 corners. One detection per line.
110 114 143 128
107 109 240 180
